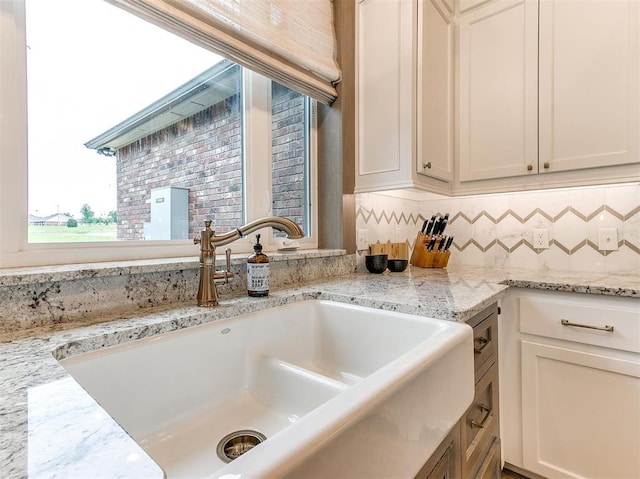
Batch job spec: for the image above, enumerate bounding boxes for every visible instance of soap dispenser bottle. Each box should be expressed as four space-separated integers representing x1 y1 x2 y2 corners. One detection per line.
247 234 269 297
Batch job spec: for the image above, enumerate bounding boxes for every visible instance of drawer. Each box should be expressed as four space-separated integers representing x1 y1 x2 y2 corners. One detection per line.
474 437 501 479
461 363 499 479
470 308 498 379
519 296 640 353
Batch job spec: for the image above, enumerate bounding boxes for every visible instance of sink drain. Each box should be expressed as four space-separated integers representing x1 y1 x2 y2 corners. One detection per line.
217 430 267 463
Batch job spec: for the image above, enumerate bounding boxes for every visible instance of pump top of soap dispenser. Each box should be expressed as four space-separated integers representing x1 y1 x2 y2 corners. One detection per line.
248 234 268 264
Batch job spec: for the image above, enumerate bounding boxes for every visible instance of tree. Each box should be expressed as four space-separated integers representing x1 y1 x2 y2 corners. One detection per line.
80 203 95 224
108 210 118 224
66 218 78 228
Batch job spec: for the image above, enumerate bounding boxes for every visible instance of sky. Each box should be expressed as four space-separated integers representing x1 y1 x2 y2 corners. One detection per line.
26 0 222 217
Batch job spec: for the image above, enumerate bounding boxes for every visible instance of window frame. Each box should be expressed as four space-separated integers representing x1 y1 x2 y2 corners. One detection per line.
0 0 317 268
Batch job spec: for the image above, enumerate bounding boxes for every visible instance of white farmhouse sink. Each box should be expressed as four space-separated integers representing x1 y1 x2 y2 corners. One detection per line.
60 300 474 478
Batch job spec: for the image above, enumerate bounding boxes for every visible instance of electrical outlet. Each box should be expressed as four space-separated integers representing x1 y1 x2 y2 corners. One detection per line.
598 228 618 251
533 228 549 249
356 229 369 251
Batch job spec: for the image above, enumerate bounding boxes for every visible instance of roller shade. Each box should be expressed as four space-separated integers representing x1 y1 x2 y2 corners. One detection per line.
105 0 341 104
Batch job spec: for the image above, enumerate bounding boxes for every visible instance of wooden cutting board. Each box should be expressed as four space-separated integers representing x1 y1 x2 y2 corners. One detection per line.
369 242 409 259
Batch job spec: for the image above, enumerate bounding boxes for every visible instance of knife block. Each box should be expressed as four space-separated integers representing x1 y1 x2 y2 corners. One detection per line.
409 232 451 268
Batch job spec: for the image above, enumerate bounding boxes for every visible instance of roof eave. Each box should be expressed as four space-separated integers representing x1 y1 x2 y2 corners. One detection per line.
84 60 239 151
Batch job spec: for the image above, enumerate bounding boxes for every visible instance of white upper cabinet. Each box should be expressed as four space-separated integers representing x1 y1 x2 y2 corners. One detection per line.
458 0 640 189
458 0 538 181
538 0 640 173
417 0 455 183
356 0 454 195
357 0 413 186
356 0 640 196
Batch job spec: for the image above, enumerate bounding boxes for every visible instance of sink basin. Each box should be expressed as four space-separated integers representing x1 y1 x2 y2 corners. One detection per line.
59 299 474 478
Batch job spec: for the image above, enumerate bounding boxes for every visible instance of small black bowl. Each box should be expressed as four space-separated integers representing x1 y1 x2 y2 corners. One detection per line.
365 254 388 274
387 259 408 272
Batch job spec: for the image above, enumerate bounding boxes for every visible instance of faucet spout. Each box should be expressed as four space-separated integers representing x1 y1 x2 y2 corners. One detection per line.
211 216 305 248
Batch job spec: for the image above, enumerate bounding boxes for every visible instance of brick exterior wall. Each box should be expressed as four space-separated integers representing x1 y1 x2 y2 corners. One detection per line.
117 94 243 240
116 83 306 241
271 83 307 235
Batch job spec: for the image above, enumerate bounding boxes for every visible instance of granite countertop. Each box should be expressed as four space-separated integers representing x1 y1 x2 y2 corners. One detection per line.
1 265 638 478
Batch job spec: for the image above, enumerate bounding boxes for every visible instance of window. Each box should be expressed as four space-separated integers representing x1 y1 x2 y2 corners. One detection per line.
271 82 312 237
0 0 317 267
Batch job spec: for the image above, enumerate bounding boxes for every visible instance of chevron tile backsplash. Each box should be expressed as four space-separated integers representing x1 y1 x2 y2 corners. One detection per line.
356 183 640 273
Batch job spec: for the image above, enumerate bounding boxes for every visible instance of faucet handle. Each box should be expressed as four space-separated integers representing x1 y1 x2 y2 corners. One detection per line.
225 248 232 272
194 237 201 245
213 248 234 285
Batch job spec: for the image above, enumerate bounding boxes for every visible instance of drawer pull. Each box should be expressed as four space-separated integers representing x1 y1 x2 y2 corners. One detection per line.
470 404 492 429
561 319 614 332
474 336 489 354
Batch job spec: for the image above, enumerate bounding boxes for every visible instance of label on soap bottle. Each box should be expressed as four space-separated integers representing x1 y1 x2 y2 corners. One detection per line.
247 263 269 294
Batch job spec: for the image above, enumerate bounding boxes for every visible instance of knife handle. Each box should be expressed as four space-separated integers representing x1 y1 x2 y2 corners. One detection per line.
429 217 440 236
425 215 436 235
438 219 448 236
445 236 454 251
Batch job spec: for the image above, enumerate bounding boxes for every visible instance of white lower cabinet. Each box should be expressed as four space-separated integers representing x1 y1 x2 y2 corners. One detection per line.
521 340 640 479
500 288 640 479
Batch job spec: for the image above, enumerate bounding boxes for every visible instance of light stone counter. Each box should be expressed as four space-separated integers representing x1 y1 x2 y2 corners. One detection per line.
1 261 637 479
0 250 353 333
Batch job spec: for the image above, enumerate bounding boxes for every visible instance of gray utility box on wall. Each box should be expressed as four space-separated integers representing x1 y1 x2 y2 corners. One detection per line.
144 187 189 240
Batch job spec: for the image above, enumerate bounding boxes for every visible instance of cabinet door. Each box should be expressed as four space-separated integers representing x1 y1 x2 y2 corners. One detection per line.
357 0 415 191
424 445 456 479
539 0 640 173
458 0 538 181
414 422 461 479
417 0 454 182
521 340 640 479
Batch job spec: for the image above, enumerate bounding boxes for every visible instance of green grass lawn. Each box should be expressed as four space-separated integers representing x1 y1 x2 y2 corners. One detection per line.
28 224 118 243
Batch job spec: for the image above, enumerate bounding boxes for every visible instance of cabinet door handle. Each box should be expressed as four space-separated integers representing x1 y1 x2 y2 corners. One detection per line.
561 319 614 332
470 404 492 429
474 336 489 354
543 161 550 169
423 162 432 169
527 164 533 171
